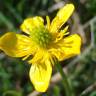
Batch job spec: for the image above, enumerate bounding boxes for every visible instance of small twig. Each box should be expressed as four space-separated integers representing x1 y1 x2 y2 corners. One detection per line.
71 12 86 44
90 17 96 47
80 82 96 96
80 0 87 4
48 1 65 13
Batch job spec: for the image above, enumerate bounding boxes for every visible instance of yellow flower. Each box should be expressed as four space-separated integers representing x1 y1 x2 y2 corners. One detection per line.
0 4 81 92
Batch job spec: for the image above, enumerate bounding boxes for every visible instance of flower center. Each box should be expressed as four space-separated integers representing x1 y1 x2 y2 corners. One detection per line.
30 26 52 48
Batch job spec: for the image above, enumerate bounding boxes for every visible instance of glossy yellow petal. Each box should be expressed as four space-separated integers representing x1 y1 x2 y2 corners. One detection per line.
28 49 44 64
49 34 81 61
29 58 52 92
0 32 34 57
50 4 74 33
20 16 44 34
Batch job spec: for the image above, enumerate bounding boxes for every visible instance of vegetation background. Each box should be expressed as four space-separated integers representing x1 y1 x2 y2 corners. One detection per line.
0 0 96 96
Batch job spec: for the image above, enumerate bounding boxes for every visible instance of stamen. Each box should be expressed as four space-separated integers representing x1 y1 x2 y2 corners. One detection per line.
30 26 52 48
55 26 69 42
46 16 50 30
22 54 30 61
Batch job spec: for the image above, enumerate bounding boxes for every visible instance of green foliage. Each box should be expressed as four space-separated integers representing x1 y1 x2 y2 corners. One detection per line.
86 0 96 15
90 91 96 96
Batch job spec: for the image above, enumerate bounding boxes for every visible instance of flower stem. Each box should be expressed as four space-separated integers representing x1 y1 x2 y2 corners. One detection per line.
55 60 74 96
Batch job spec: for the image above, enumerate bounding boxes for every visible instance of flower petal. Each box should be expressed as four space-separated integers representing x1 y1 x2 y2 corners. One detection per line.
0 32 34 57
50 4 74 33
29 58 52 92
49 34 81 61
20 16 44 34
28 49 44 64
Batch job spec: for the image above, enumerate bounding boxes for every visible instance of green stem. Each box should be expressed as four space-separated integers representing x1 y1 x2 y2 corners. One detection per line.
55 60 74 96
